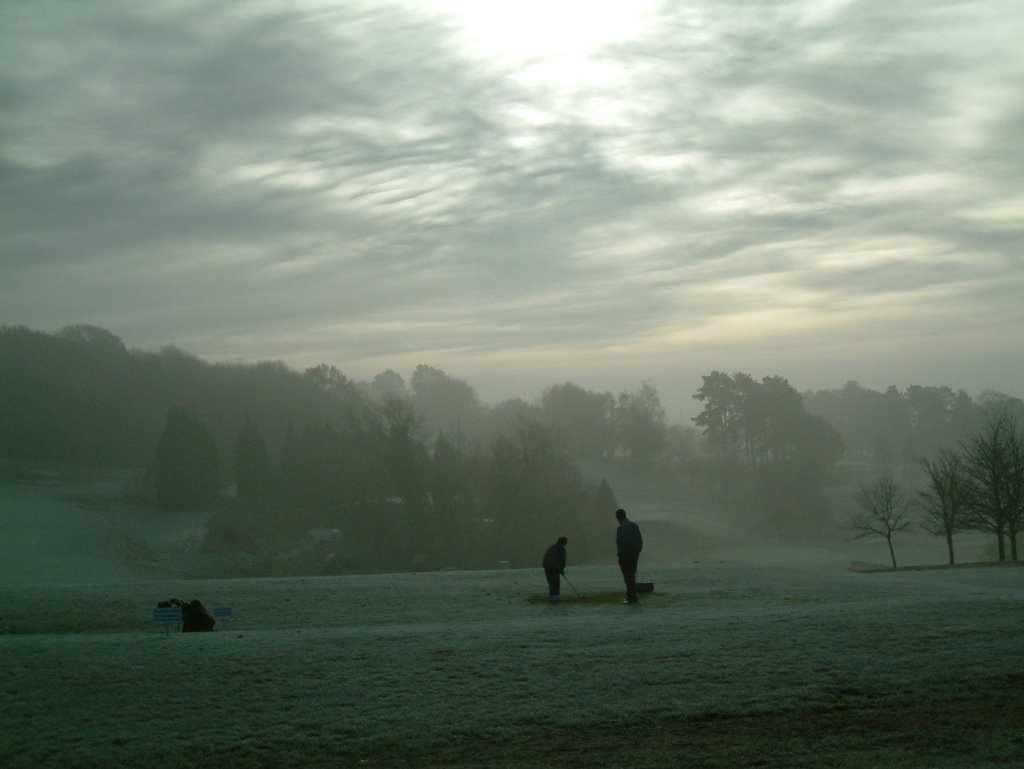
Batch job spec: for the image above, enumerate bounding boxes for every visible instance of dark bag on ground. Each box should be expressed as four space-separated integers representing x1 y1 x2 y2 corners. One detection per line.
636 581 654 593
158 598 216 632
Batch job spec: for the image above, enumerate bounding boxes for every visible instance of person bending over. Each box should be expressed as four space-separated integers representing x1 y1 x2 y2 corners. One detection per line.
542 536 568 601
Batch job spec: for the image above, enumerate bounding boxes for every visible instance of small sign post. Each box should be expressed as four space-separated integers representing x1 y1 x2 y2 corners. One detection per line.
152 606 182 635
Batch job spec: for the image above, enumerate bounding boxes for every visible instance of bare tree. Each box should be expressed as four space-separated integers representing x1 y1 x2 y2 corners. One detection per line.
961 412 1024 561
917 450 968 565
851 475 913 568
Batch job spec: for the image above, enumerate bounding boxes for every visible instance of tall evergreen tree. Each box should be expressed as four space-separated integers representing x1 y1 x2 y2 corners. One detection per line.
153 407 221 510
234 416 272 506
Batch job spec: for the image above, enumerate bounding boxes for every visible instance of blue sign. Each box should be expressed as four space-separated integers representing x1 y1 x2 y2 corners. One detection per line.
152 607 182 624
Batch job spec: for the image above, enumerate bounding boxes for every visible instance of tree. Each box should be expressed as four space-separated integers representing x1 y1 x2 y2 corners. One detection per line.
377 396 432 561
489 397 544 438
851 475 913 569
693 372 838 468
757 375 805 464
977 391 1024 423
906 385 956 459
409 364 484 443
584 477 619 558
614 381 667 467
482 420 587 566
692 371 843 531
378 397 428 502
875 386 913 466
773 414 839 479
429 432 473 564
917 450 968 565
594 477 617 514
370 369 408 401
304 364 367 424
961 412 1024 561
540 382 614 459
153 407 221 510
693 371 743 462
276 420 384 517
304 364 357 397
731 372 764 464
56 324 129 353
234 416 272 506
803 380 882 461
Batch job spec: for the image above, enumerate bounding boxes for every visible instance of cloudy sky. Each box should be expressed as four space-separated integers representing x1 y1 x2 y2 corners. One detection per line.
2 0 1021 420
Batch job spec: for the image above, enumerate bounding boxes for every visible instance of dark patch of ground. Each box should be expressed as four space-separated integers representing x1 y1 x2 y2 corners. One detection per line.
525 591 642 606
348 675 1024 769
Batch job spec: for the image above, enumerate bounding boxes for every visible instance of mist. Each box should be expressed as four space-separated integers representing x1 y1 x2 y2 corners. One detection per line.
3 324 1023 769
2 324 1021 582
3 3 1023 761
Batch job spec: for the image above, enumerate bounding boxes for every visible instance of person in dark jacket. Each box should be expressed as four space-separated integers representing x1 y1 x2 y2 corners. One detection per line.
542 536 568 601
615 508 643 604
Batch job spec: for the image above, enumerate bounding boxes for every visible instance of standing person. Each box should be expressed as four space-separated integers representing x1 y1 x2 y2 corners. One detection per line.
542 536 568 601
615 508 643 604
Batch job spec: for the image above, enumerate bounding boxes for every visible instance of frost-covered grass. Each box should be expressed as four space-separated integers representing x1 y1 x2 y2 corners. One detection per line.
3 561 1023 768
2 472 1023 767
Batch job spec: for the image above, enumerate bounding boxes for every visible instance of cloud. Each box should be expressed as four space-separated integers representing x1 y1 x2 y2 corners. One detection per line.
1 0 1021 413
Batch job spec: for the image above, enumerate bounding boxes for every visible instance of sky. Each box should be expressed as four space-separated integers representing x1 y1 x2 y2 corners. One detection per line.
2 0 1022 421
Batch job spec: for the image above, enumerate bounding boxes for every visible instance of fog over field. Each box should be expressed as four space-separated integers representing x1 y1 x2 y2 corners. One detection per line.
0 464 1001 588
3 2 1023 763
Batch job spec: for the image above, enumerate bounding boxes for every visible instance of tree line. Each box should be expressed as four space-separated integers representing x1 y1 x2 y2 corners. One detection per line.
3 324 1020 573
201 401 617 573
0 326 668 474
0 325 644 572
677 371 845 534
802 381 1021 466
851 410 1024 566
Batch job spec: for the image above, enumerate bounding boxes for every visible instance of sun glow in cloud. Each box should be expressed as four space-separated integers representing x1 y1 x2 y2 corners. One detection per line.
420 0 659 87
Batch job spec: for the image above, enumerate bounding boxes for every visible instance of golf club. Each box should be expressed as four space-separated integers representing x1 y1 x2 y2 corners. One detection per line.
562 572 584 599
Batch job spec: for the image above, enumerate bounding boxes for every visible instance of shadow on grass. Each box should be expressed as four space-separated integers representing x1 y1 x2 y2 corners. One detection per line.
850 559 1024 574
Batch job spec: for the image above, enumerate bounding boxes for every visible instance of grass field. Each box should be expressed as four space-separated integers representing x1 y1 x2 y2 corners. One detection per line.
2 469 1022 767
3 559 1023 768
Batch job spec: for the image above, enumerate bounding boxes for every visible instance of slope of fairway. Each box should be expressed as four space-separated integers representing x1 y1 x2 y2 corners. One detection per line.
3 560 1023 768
